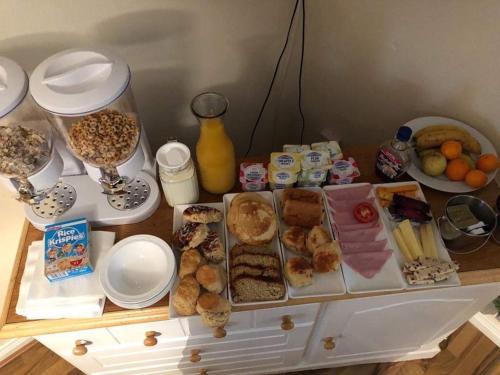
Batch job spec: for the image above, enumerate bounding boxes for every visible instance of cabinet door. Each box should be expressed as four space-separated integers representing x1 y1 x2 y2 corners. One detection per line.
306 282 500 363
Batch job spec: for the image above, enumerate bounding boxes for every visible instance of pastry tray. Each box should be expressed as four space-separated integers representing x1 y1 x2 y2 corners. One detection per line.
372 181 461 289
169 202 227 320
273 187 346 298
324 183 406 294
223 191 289 307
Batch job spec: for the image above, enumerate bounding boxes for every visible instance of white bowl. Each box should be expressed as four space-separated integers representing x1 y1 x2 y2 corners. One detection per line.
100 235 176 304
106 275 173 309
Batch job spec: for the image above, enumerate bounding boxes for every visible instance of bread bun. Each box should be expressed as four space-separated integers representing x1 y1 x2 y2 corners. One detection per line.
172 275 200 316
285 257 313 288
227 193 277 245
306 226 331 255
196 292 231 328
196 264 226 294
312 241 341 273
179 249 205 279
173 222 209 250
282 226 308 256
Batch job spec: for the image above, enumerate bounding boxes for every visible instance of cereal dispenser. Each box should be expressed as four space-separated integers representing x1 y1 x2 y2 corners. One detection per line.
27 48 160 229
0 56 64 205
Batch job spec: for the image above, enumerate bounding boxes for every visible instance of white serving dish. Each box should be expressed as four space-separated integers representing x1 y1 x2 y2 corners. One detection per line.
100 235 176 308
169 202 227 319
323 183 406 294
106 276 173 309
223 191 289 307
372 181 461 289
404 116 498 193
273 187 346 298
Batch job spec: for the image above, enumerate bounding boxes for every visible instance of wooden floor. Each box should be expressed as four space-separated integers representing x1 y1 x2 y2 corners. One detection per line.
1 323 498 375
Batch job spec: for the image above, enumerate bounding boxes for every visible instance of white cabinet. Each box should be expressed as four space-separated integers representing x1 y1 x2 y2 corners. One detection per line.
305 283 500 366
36 303 320 375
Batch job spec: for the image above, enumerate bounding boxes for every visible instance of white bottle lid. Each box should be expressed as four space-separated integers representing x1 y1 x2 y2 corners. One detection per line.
156 142 192 173
0 57 28 118
29 48 130 115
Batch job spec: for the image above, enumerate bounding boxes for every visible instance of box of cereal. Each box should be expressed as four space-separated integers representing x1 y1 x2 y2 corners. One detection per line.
44 218 92 282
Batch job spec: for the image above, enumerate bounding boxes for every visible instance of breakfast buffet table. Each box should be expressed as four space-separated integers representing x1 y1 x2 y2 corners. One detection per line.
0 145 499 375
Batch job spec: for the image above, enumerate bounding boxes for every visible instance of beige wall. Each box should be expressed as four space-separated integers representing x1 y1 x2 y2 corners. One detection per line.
1 0 499 156
298 0 500 154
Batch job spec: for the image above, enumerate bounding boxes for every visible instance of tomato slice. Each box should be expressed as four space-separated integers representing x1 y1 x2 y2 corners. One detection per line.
353 202 378 223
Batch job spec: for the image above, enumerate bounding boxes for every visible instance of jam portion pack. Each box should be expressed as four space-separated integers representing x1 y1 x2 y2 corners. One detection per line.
44 218 92 282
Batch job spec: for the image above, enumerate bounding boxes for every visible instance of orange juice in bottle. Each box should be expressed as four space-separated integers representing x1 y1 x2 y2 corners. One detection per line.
191 92 235 194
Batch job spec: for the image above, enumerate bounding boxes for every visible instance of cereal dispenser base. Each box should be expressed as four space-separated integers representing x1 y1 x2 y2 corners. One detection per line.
24 171 160 230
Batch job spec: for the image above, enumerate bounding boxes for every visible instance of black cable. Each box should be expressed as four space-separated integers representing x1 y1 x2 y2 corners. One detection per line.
298 0 306 144
245 0 300 157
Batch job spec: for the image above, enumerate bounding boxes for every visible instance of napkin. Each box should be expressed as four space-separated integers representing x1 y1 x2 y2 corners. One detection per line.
16 231 115 319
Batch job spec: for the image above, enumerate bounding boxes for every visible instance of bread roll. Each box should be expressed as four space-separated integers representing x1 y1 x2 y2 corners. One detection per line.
196 264 227 294
179 249 205 279
282 226 308 256
285 257 313 288
173 275 200 316
283 199 324 228
196 292 231 328
312 241 341 273
173 222 209 250
283 188 321 204
183 205 223 224
306 226 331 255
198 231 225 264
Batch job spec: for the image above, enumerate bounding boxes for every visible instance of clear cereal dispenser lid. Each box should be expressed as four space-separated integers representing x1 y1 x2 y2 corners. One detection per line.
29 48 140 169
0 57 53 180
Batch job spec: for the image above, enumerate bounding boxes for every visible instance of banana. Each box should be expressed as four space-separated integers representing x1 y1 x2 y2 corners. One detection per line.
415 129 482 154
413 125 469 139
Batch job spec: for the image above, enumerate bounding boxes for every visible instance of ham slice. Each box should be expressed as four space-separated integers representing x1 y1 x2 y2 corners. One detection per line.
325 184 372 201
328 197 376 213
331 211 359 225
340 239 388 254
337 222 382 242
335 219 379 232
343 250 393 278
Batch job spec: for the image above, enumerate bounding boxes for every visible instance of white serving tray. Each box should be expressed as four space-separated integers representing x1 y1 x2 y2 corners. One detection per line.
223 191 289 307
273 187 346 298
323 183 406 294
169 202 227 320
372 181 461 289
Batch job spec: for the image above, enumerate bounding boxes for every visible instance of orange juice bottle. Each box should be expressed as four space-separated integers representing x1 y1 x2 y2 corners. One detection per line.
191 92 235 194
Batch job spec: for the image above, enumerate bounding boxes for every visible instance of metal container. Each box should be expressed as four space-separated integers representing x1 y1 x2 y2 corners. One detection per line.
437 195 497 254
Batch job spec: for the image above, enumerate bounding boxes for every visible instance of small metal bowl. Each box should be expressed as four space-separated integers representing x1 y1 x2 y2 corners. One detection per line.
438 195 497 254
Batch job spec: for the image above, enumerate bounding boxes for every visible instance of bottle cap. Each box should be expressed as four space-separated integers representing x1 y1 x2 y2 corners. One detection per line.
156 142 191 173
396 126 412 142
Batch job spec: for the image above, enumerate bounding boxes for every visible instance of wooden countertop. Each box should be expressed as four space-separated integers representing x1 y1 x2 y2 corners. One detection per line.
1 145 499 339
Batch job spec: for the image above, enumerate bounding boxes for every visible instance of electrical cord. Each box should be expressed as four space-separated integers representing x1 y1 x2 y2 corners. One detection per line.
298 0 306 144
245 0 300 157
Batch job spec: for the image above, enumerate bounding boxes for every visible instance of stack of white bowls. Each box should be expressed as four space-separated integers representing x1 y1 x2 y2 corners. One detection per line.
100 235 176 309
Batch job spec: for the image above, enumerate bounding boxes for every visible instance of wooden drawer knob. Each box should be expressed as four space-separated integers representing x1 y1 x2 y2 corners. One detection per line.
200 369 208 375
281 315 294 331
144 331 158 346
72 340 88 356
190 349 201 363
323 337 335 351
213 326 226 338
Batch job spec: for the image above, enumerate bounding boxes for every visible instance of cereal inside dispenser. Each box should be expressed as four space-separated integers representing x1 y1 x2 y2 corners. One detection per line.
30 48 147 194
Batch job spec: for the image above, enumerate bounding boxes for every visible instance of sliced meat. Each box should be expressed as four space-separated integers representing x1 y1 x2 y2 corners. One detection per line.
330 210 359 225
337 222 383 243
335 219 380 232
325 185 372 201
342 250 393 278
340 239 388 254
326 197 375 213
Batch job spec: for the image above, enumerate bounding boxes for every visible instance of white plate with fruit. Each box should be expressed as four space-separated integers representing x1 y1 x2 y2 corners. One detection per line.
404 116 498 193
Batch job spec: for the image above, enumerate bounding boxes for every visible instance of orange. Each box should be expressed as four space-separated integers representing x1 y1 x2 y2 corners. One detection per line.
440 140 462 160
465 169 488 188
476 154 498 173
446 158 470 181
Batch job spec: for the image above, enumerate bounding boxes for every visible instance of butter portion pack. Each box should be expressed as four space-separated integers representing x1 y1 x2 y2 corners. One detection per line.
44 218 93 282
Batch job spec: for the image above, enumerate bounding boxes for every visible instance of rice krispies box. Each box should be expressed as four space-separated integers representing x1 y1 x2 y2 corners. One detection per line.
44 218 93 282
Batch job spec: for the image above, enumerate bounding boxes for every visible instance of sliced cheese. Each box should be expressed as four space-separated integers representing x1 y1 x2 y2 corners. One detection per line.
398 219 424 259
393 227 413 261
420 223 438 259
